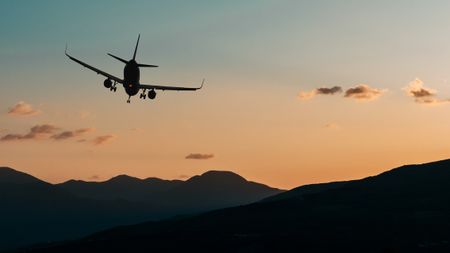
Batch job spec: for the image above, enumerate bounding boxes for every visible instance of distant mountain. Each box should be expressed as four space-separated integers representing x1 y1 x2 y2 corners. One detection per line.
160 171 282 211
58 175 183 202
0 167 282 252
0 167 42 184
29 159 450 253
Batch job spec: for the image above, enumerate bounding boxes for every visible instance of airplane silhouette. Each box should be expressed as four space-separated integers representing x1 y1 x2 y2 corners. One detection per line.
65 34 204 103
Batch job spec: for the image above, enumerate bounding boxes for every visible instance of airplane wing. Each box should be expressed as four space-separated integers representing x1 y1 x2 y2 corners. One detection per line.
65 49 123 84
139 79 204 91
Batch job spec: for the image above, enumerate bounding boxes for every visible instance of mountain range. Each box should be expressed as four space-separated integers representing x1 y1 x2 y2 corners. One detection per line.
20 159 450 253
0 168 283 251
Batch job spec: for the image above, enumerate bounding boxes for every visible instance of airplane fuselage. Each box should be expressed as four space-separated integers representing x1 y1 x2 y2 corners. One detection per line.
123 60 140 96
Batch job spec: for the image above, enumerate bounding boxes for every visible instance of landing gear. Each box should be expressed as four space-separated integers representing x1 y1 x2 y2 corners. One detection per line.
127 96 131 103
148 89 156 100
139 89 147 99
110 81 117 92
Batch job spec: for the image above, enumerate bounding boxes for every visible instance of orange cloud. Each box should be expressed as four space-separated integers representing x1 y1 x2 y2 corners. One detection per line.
404 78 450 105
91 135 116 145
0 125 100 143
344 84 384 100
298 86 342 100
0 124 59 141
7 101 41 116
185 153 214 160
51 128 95 140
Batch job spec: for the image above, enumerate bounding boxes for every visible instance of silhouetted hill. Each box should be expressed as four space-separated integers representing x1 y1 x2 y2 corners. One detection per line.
0 168 282 252
261 180 350 202
161 171 282 211
58 175 182 202
27 159 450 253
0 167 43 184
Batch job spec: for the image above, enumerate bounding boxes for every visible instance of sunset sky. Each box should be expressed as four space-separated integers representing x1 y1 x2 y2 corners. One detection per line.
2 1 450 189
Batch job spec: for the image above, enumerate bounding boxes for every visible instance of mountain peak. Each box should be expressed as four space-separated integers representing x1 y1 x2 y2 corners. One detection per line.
0 167 42 184
107 174 142 184
188 170 247 183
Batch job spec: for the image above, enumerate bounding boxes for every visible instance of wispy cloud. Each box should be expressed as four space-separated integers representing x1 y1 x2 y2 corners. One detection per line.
51 128 95 140
7 101 41 116
91 135 116 146
0 124 59 141
0 125 102 143
298 86 343 100
185 153 215 160
316 86 343 95
404 78 450 105
344 84 385 101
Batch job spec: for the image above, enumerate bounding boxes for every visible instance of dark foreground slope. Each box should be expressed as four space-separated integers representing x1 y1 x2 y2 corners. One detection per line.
0 168 282 252
27 159 450 253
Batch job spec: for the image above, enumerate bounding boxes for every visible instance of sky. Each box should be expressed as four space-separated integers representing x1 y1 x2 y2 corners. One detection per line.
2 1 450 189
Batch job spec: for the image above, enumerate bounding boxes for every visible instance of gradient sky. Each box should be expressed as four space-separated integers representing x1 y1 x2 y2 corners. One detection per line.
2 1 450 189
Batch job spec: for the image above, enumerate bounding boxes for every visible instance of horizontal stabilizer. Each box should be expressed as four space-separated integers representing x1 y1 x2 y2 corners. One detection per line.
138 63 158 68
107 53 128 64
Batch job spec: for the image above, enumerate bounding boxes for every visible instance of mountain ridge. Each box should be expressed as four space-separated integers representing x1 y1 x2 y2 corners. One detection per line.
0 167 283 252
27 158 450 253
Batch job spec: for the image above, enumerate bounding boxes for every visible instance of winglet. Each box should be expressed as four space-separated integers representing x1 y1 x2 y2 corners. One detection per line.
65 43 68 56
199 78 205 89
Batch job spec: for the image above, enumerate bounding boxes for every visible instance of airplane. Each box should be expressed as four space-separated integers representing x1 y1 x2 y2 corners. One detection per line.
65 34 204 103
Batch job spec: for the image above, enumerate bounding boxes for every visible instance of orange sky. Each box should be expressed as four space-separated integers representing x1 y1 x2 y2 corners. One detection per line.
2 2 450 189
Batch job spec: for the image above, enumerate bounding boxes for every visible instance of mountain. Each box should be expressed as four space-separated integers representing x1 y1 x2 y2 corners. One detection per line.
0 168 282 252
57 175 183 202
160 171 283 211
0 167 42 184
27 159 450 253
261 180 350 202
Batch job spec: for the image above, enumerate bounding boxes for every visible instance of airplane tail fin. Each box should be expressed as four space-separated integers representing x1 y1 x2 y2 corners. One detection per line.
132 34 140 60
107 53 128 64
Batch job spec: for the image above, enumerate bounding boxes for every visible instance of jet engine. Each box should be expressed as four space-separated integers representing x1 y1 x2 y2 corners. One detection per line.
148 89 156 100
103 79 112 88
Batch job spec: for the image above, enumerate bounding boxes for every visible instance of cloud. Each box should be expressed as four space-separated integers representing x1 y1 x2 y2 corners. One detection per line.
91 135 116 145
344 84 384 100
0 125 100 143
403 78 450 105
51 128 95 140
298 90 317 100
1 124 59 141
324 123 340 129
0 134 23 141
179 174 190 179
185 153 214 160
298 86 343 100
316 86 343 95
7 101 40 116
